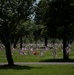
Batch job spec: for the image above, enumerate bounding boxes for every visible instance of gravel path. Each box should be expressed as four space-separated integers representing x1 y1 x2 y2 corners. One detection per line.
0 62 74 65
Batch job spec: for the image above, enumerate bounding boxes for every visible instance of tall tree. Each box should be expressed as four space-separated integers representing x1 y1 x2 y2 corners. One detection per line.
0 0 36 66
45 0 74 59
34 0 49 46
34 0 74 59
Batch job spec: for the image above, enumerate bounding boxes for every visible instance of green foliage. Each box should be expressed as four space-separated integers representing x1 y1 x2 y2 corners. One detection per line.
34 0 49 40
0 0 36 44
35 0 74 40
46 0 74 39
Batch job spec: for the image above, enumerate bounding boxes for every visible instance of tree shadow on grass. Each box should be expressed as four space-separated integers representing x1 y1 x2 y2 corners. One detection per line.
0 64 42 70
40 59 74 62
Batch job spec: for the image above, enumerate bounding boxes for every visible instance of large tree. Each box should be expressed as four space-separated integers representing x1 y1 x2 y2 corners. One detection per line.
34 0 74 59
46 0 74 59
0 0 36 66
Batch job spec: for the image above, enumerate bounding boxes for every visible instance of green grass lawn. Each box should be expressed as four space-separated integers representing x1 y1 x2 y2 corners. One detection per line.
0 46 74 62
0 64 74 75
0 44 74 75
0 49 65 62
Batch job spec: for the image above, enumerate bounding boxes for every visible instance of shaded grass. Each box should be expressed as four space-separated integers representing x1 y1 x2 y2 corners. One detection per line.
40 59 74 62
0 64 74 75
0 65 40 70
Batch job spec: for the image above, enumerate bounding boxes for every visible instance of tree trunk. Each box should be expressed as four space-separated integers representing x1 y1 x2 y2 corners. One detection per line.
44 37 48 47
13 37 19 49
5 41 14 66
63 38 69 60
20 36 22 49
